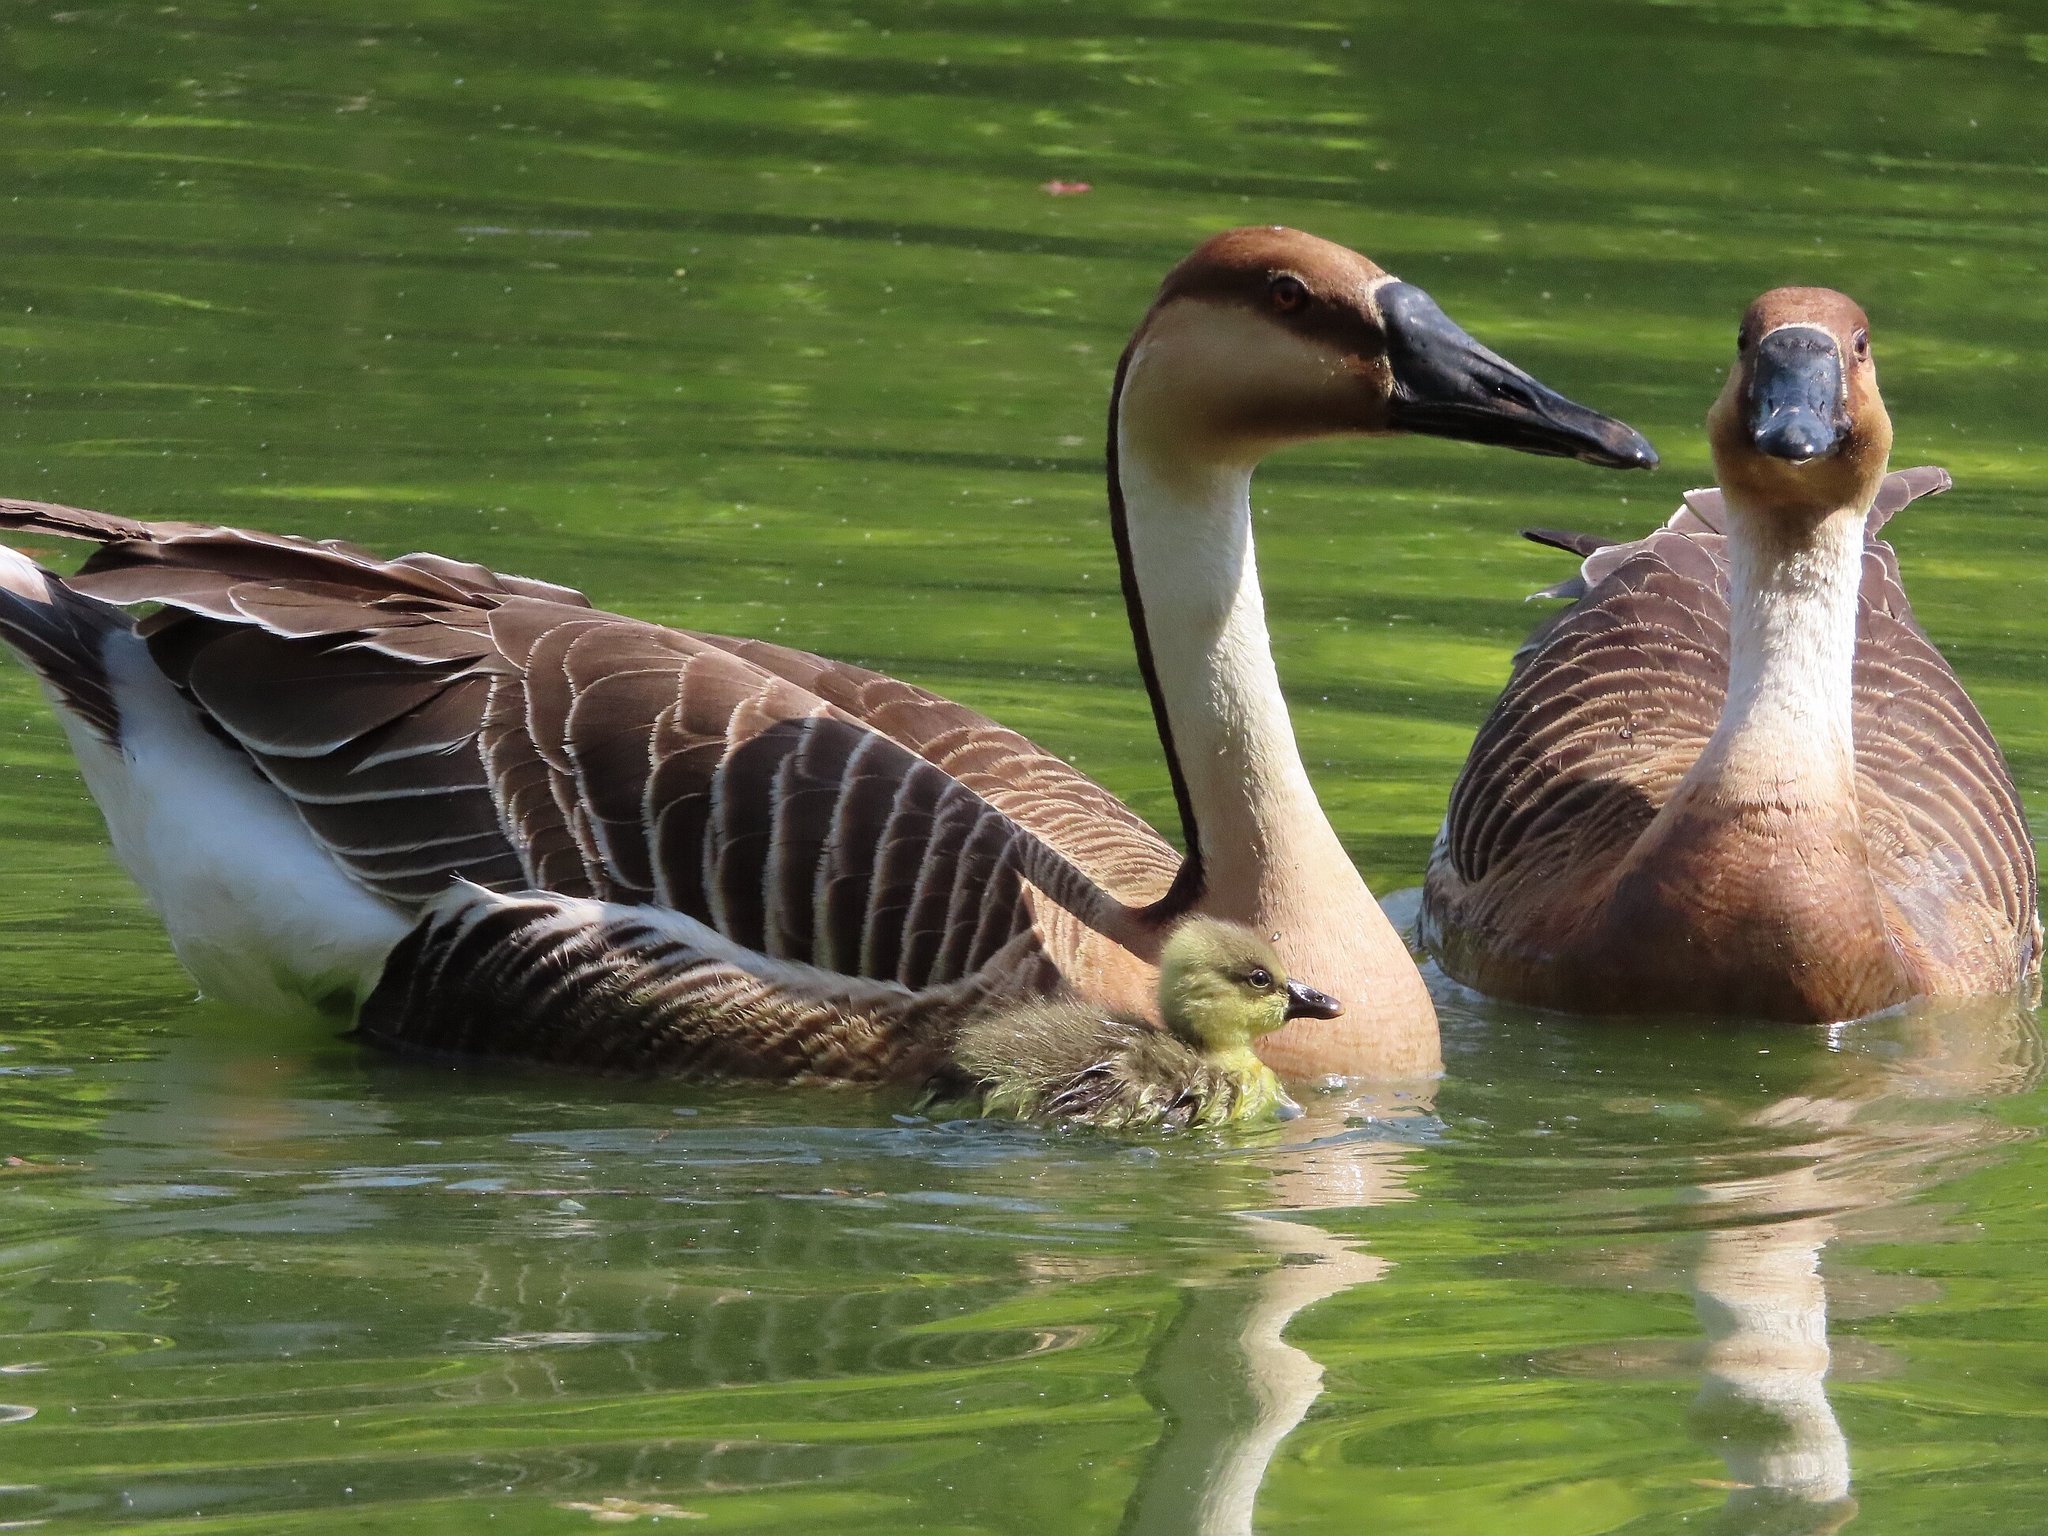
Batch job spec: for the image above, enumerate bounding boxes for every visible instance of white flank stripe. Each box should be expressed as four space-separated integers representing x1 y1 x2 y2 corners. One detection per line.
65 633 409 1017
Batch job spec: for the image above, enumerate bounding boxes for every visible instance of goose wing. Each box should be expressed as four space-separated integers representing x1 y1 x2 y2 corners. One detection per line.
1042 1028 1236 1129
355 883 1035 1083
687 636 1182 907
952 1003 1237 1127
0 502 1178 993
1845 524 2040 972
1432 518 1726 909
1425 469 2038 972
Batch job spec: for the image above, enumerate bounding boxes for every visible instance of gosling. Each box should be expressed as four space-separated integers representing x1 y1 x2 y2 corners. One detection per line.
952 918 1342 1130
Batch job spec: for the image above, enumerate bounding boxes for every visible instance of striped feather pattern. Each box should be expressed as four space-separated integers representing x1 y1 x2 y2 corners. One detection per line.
356 885 1052 1083
1423 468 2041 1001
0 500 1175 1059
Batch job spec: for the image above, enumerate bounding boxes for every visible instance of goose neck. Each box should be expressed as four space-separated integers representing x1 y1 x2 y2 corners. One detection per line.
1693 493 1869 807
1109 423 1362 923
1206 1041 1267 1079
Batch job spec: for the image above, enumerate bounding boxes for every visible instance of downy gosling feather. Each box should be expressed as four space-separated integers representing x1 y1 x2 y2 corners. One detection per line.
952 917 1341 1129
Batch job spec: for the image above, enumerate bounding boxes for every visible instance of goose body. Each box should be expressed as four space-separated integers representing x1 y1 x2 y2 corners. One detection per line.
953 918 1337 1129
1422 289 2040 1021
0 228 1654 1080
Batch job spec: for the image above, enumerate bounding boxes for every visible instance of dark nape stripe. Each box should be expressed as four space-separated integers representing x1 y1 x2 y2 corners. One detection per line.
1104 336 1204 919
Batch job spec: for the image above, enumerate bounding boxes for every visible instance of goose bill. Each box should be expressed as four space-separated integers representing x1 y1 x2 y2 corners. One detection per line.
1379 281 1658 470
1748 326 1848 463
1283 978 1344 1020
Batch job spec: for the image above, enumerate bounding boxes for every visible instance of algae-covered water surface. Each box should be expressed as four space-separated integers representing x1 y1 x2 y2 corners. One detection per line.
5 2 2048 1530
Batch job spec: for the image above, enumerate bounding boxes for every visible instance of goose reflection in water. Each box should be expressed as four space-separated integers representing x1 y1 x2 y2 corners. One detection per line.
6 980 2038 1531
1118 1125 1410 1536
1105 982 2039 1536
1682 996 2038 1534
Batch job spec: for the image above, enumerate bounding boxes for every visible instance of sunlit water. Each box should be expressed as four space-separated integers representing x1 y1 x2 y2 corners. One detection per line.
4 2 2047 1531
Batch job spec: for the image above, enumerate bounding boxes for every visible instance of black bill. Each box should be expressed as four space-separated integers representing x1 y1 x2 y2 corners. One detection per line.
1748 325 1847 462
1283 978 1344 1021
1379 281 1659 470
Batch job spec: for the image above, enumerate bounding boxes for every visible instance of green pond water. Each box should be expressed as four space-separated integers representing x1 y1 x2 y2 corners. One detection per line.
5 1 2048 1530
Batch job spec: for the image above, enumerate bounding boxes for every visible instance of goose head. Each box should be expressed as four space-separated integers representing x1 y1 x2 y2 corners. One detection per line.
1115 226 1659 472
1157 916 1342 1053
1709 287 1893 523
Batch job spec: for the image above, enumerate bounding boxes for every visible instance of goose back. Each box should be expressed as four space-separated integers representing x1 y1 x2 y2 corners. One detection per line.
1422 469 2041 1014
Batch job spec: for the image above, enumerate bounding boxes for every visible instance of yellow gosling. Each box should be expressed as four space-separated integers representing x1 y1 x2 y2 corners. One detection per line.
953 918 1341 1130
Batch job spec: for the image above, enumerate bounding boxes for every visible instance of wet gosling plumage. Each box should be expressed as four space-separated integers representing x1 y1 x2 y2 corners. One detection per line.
953 918 1341 1129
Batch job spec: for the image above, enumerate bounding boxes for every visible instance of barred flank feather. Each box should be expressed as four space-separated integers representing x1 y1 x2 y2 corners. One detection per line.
356 884 1050 1084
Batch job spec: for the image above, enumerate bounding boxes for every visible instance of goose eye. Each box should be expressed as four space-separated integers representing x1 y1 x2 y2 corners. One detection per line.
1246 967 1274 991
1852 329 1870 359
1268 275 1309 313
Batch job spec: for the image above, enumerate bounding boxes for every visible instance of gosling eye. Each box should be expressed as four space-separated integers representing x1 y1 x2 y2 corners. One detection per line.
1246 967 1274 991
1852 328 1870 360
1268 274 1309 314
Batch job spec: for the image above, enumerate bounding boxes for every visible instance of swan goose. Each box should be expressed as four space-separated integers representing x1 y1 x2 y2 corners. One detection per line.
0 227 1654 1080
951 917 1337 1129
1421 287 2041 1020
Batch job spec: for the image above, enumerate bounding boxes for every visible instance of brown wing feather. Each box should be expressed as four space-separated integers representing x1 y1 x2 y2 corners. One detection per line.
699 635 1182 906
355 885 1042 1084
1846 540 2039 966
0 500 1165 1002
0 552 129 746
1425 469 2039 987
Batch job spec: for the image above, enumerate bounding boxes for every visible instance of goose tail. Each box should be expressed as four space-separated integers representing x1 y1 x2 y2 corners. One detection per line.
0 541 132 747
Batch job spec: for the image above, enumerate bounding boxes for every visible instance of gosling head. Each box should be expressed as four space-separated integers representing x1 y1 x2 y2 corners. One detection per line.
1708 287 1893 524
1116 225 1658 472
1156 917 1343 1054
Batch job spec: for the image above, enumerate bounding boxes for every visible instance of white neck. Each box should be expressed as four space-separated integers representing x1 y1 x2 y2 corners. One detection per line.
1113 437 1369 929
1688 493 1868 808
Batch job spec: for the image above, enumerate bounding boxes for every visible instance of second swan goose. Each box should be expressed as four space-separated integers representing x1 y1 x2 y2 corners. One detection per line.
0 227 1654 1080
1422 287 2040 1020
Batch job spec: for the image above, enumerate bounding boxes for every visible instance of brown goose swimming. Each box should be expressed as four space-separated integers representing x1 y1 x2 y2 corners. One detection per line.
0 227 1654 1080
1422 287 2040 1021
